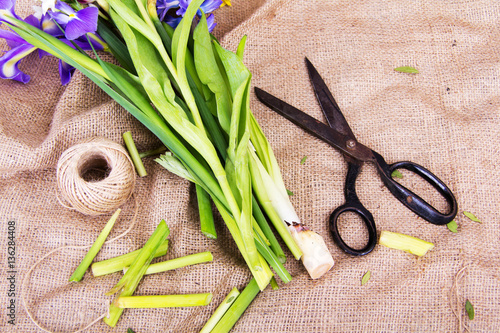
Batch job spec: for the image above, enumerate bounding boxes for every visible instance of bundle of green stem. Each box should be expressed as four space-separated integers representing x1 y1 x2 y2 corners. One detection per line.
2 0 334 289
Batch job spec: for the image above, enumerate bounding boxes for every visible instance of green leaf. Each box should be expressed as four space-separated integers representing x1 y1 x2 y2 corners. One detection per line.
127 329 136 333
361 271 371 285
97 18 135 74
193 14 232 133
391 170 403 179
464 211 481 223
447 220 458 233
236 35 247 60
286 189 294 196
300 156 307 165
394 66 419 73
213 41 251 99
155 153 197 183
465 299 474 320
171 0 206 129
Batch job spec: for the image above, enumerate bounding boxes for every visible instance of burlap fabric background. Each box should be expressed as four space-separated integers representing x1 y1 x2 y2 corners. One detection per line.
1 0 499 332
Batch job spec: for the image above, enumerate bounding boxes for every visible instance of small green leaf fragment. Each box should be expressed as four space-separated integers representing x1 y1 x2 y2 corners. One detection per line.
464 211 481 223
394 66 419 74
226 296 235 304
465 299 474 320
361 271 371 285
391 170 403 179
300 156 307 165
447 220 458 233
286 189 294 196
127 329 136 333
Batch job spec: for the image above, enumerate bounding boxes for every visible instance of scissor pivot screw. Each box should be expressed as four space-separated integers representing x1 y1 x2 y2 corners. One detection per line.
346 140 356 149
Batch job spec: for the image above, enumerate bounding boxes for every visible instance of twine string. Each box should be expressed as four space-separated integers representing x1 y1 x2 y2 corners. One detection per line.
22 137 141 333
56 137 136 216
449 265 472 333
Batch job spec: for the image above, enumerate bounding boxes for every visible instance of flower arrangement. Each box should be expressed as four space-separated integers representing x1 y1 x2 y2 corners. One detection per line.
0 0 333 329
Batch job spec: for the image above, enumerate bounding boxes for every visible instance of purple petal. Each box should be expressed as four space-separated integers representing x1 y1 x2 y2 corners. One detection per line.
59 37 102 51
163 15 182 29
200 0 222 14
58 59 74 85
83 33 105 51
38 49 50 58
206 13 216 32
0 44 36 83
157 0 179 11
177 0 221 18
0 0 20 21
0 29 25 48
54 1 75 15
176 0 189 16
49 11 70 25
64 6 98 40
157 0 179 21
41 15 63 36
0 0 15 11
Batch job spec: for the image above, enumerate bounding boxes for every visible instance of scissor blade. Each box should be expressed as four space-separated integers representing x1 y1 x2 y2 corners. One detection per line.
305 58 357 140
255 87 374 162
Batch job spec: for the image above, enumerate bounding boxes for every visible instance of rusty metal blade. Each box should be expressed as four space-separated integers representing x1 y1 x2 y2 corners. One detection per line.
305 57 357 140
254 87 374 162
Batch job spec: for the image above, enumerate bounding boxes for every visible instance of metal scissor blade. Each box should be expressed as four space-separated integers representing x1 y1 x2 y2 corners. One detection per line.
255 87 374 162
305 58 357 140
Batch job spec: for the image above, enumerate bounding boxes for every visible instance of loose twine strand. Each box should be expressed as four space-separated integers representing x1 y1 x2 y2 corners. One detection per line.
21 137 140 333
449 265 472 333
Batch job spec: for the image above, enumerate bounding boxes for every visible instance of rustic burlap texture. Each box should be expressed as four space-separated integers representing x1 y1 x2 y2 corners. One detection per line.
1 0 499 332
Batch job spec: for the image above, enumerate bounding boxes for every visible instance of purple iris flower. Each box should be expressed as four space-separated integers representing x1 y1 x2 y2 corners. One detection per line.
176 0 222 17
156 0 221 32
0 0 20 20
49 1 98 40
0 14 41 83
157 0 179 21
0 1 103 85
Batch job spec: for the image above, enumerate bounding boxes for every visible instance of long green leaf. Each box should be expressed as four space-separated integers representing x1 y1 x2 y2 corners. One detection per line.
193 14 232 133
97 17 136 73
171 0 205 129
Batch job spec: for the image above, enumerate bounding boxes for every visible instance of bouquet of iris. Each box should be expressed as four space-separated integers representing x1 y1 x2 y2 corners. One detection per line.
0 0 334 329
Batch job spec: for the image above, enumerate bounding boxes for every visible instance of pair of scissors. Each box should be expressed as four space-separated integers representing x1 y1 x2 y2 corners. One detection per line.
255 58 458 256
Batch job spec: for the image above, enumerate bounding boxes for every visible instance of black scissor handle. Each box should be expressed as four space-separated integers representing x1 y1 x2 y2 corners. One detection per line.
372 151 458 225
329 162 378 256
329 202 378 256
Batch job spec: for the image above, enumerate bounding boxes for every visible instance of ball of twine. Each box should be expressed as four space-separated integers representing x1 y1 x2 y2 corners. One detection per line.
56 137 136 216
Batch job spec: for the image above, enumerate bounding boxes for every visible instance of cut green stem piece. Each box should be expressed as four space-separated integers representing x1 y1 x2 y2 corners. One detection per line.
104 220 170 327
123 131 147 177
138 145 167 158
199 287 240 333
269 276 279 290
69 209 121 282
211 278 260 333
127 251 213 275
379 230 434 257
106 220 170 295
114 293 213 308
196 184 217 239
91 240 169 277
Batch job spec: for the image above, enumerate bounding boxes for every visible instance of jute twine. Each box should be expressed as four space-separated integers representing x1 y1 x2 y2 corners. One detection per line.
56 137 136 216
21 137 141 332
